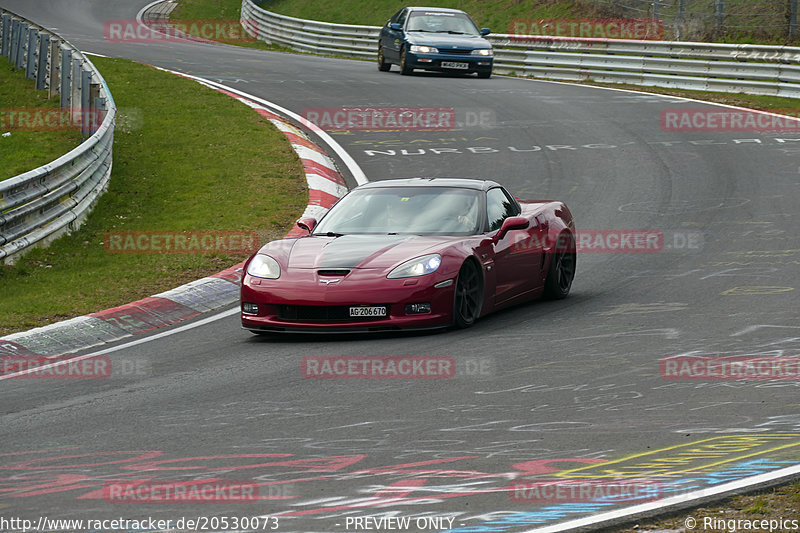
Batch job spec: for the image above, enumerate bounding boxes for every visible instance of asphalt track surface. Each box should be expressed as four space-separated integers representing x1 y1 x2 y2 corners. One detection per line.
1 2 800 532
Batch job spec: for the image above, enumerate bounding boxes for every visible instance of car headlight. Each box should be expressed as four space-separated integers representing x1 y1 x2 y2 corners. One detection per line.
472 48 493 56
410 45 438 54
247 254 281 279
387 254 442 279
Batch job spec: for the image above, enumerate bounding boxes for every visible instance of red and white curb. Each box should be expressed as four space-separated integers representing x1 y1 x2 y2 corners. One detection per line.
0 73 352 359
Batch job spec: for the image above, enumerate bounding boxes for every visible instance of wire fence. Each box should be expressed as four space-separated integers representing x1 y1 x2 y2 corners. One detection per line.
584 0 799 42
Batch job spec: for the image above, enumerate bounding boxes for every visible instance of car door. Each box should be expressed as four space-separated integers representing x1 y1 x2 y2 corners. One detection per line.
486 187 544 306
383 8 407 60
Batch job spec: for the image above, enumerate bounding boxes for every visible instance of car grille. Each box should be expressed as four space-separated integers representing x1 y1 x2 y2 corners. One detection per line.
318 269 350 276
438 48 472 54
277 305 389 321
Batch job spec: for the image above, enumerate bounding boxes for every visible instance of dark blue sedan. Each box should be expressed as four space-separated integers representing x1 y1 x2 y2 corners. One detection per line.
378 7 493 78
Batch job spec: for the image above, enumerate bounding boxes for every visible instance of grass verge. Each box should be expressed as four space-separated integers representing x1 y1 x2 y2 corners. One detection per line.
0 56 306 335
613 480 800 532
169 0 275 50
0 58 84 181
260 0 577 31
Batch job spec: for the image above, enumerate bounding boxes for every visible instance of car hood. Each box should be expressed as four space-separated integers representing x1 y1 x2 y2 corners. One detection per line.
273 234 461 270
406 32 491 50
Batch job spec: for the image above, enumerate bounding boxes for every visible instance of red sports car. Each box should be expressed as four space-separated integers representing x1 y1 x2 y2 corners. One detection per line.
241 178 575 333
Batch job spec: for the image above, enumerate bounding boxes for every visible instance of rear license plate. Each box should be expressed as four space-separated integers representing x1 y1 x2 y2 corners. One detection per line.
349 306 387 317
441 61 468 69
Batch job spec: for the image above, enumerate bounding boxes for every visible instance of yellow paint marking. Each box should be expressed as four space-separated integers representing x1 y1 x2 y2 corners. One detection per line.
554 434 800 478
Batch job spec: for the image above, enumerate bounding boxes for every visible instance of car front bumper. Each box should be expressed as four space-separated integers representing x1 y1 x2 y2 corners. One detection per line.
240 269 457 332
406 51 493 74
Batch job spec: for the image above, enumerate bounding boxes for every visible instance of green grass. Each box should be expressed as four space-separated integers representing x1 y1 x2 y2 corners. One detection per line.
0 58 84 181
171 0 246 20
258 0 579 32
0 57 306 335
170 0 274 49
617 481 800 532
744 496 771 514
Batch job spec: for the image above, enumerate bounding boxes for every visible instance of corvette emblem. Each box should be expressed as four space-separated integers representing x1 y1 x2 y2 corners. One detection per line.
320 278 341 285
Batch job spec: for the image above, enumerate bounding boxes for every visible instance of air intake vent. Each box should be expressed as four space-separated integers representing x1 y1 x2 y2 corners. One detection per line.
318 269 350 276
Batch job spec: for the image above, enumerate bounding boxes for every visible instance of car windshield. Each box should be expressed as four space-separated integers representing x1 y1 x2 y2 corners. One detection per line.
406 12 480 35
313 186 482 236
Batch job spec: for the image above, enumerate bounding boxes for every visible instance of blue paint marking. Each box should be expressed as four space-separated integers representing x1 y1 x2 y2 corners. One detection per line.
445 459 798 532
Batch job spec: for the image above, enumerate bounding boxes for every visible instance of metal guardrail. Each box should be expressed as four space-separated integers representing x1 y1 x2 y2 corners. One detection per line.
241 0 800 99
241 0 378 59
0 8 115 264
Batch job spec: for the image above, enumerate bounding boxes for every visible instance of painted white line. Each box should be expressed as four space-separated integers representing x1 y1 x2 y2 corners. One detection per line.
135 0 167 28
0 307 239 381
523 463 800 532
502 74 800 121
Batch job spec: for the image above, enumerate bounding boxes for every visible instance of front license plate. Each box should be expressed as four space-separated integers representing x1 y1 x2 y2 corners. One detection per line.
349 306 387 317
441 61 468 69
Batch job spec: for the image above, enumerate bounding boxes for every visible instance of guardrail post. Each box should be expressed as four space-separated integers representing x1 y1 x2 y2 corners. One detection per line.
93 95 105 135
71 56 82 118
80 69 92 137
791 0 798 37
1 15 11 58
89 82 101 134
653 0 660 21
10 19 20 66
48 37 58 97
37 33 50 91
15 22 27 69
60 47 71 108
715 0 725 31
25 27 37 79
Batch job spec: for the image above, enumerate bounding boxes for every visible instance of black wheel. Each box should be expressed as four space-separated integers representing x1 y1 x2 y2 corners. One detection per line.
453 260 483 328
400 48 413 75
477 70 491 79
377 46 390 72
543 232 576 299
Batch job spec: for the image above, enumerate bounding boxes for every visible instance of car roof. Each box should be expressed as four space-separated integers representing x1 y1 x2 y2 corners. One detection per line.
406 7 469 15
358 177 502 191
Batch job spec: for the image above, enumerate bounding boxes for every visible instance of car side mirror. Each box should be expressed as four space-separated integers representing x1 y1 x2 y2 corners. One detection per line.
481 28 491 36
494 216 528 242
296 217 317 233
390 23 403 31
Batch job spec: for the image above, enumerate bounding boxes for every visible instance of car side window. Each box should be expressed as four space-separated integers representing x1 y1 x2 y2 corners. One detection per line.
388 9 403 25
396 9 408 28
487 188 519 232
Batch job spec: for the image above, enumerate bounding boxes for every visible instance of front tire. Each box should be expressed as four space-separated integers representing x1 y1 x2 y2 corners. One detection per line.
453 260 483 328
377 46 391 71
477 70 492 79
400 48 413 75
543 232 576 299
